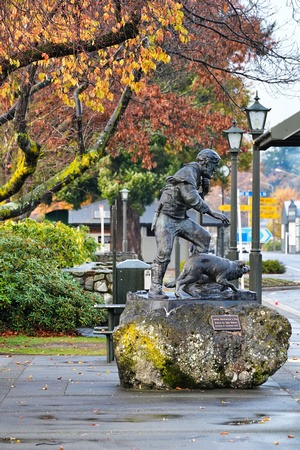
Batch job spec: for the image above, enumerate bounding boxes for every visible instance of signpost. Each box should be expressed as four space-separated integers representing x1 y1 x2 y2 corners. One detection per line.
218 204 231 211
219 205 277 213
259 198 276 204
259 205 276 212
218 192 276 245
249 213 279 219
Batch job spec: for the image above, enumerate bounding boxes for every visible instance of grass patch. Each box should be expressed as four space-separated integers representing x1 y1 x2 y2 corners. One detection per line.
243 278 300 289
0 334 106 356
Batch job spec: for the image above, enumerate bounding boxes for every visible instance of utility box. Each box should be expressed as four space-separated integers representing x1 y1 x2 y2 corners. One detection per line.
115 259 151 304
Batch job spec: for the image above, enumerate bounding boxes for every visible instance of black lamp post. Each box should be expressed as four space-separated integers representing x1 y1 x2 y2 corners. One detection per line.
245 92 270 303
224 120 244 278
120 188 129 252
217 165 230 257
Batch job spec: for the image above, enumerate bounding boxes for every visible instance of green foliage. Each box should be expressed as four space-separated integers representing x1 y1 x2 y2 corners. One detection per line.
262 146 300 179
56 171 101 209
262 240 282 251
0 230 105 334
1 218 97 268
97 134 175 214
261 259 286 274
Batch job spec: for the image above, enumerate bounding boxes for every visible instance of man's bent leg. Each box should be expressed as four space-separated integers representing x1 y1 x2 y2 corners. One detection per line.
179 219 211 253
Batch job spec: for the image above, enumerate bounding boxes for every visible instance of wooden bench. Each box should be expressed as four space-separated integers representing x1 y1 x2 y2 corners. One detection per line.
94 304 126 362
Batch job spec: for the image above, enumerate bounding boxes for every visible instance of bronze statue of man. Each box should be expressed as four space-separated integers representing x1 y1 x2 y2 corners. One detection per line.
149 148 230 299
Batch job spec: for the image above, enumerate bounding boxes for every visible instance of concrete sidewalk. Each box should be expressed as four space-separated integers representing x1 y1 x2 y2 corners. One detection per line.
0 292 300 449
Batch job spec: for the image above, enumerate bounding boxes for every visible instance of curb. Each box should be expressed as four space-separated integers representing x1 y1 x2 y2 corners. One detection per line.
262 285 300 291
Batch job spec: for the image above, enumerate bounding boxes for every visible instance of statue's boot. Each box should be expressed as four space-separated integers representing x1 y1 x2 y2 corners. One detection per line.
148 263 169 299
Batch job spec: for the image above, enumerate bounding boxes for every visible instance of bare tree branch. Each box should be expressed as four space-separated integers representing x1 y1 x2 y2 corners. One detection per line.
74 82 88 155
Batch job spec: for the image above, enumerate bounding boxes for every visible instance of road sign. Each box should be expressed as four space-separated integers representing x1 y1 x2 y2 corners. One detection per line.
260 213 280 219
260 205 276 212
249 197 276 204
237 227 272 243
240 191 267 197
218 205 231 211
249 213 280 219
260 228 273 243
237 228 252 243
218 204 276 212
240 205 251 211
260 198 276 204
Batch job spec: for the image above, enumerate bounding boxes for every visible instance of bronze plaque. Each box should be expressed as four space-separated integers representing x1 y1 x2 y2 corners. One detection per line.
210 315 241 331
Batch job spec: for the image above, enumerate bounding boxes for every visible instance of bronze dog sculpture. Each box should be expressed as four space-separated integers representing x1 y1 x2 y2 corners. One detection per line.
165 254 249 297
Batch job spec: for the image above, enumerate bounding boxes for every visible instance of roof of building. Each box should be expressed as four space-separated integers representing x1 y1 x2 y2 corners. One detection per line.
255 111 300 150
68 200 111 225
139 199 225 227
68 199 225 227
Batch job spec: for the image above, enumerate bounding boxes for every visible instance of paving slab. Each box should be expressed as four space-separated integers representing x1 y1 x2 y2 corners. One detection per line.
1 290 300 449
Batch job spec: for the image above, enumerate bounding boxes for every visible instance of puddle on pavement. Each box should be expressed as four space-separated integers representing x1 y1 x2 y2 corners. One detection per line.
224 415 271 426
38 414 57 420
119 413 181 422
0 438 61 444
73 413 182 423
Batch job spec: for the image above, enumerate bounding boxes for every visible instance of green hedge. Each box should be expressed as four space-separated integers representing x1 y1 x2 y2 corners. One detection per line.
1 218 97 268
262 259 286 274
262 240 282 251
0 228 105 335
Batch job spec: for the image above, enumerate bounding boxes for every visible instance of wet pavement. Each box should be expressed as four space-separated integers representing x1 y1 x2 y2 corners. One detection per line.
1 270 300 448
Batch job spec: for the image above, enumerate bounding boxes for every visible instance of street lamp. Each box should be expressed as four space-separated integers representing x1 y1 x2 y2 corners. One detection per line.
245 92 270 303
260 180 273 194
224 120 244 280
120 187 129 252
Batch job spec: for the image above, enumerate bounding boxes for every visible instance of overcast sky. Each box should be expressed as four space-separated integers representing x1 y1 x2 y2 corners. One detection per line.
249 0 300 129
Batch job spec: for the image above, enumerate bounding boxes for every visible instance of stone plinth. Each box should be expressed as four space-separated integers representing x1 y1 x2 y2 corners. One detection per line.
113 292 291 390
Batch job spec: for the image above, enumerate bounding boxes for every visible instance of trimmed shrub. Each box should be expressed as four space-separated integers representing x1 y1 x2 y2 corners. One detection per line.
262 240 282 251
1 218 97 268
0 230 105 335
261 259 286 274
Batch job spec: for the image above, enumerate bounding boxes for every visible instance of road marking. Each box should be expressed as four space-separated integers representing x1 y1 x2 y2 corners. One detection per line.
286 265 300 272
263 297 300 318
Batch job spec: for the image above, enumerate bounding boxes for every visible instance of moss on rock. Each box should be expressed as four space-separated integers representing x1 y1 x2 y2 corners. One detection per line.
114 302 292 390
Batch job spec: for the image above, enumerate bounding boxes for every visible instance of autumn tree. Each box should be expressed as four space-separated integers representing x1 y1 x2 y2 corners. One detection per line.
0 0 299 223
266 186 300 240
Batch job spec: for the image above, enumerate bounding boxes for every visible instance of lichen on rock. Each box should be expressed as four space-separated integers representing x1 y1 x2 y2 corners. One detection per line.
113 301 291 390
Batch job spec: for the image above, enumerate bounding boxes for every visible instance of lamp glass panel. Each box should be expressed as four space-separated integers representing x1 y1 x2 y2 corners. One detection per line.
249 110 265 131
228 132 242 150
121 189 129 200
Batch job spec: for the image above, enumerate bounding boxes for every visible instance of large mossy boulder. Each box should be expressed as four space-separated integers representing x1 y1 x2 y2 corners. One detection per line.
113 301 291 390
